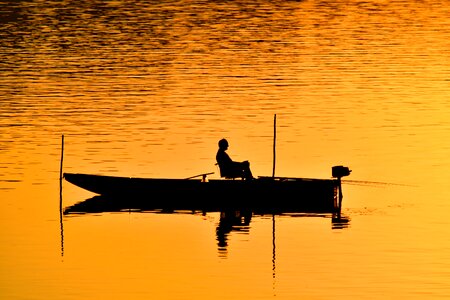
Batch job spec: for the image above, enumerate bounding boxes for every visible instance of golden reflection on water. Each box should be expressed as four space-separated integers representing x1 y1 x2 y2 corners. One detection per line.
1 0 450 299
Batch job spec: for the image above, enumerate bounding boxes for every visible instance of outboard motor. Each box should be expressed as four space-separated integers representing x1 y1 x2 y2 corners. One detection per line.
332 165 351 179
331 165 351 214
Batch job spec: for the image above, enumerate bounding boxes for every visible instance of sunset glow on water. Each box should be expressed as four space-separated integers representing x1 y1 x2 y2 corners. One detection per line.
1 1 450 299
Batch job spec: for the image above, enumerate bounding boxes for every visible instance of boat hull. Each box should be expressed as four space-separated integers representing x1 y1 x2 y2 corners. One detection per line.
63 173 340 213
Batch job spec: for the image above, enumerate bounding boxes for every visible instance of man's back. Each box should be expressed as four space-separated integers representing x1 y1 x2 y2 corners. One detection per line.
216 149 233 177
216 148 232 165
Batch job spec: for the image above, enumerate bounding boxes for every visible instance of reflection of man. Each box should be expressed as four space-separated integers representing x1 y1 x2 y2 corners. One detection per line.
216 210 252 254
216 139 253 180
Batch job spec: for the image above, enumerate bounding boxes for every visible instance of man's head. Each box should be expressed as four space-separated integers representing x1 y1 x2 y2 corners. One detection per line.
218 138 229 149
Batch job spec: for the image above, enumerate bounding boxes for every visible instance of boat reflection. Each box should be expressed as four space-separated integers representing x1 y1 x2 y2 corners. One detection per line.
64 196 350 255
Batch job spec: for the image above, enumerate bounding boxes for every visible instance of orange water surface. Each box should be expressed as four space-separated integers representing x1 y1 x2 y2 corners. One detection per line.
1 1 449 299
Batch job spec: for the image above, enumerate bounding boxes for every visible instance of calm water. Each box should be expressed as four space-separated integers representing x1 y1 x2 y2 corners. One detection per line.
1 0 450 299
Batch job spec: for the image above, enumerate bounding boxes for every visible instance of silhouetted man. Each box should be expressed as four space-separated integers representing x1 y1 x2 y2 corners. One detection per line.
216 138 253 180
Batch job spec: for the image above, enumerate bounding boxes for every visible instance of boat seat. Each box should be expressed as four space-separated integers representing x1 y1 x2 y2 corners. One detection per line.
215 163 244 180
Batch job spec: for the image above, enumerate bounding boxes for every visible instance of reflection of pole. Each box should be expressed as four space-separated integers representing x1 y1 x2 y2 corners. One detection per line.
272 214 276 295
272 114 276 178
272 215 276 277
60 184 64 258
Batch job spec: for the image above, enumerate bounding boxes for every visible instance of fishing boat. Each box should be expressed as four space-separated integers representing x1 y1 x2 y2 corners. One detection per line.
63 165 351 213
61 115 351 213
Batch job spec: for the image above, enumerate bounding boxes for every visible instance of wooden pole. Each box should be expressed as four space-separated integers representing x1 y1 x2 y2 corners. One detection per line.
60 134 64 181
59 134 64 257
272 114 277 178
338 178 343 215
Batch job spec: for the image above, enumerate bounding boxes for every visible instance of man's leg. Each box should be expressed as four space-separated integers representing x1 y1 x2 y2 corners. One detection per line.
242 161 253 180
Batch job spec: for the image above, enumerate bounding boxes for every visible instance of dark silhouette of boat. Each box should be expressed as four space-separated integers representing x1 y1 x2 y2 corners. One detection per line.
63 165 351 213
